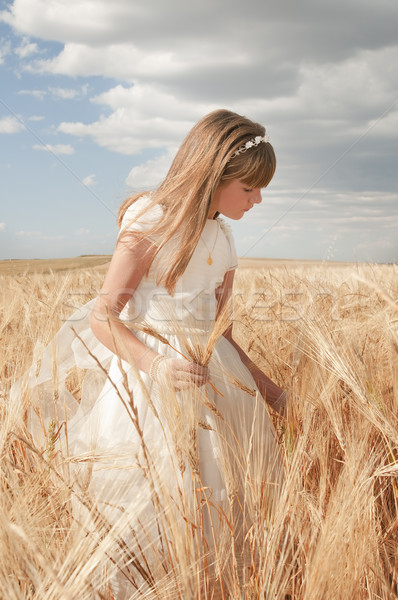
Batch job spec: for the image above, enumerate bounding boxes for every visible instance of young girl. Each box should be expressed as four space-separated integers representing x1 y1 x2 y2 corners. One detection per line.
27 109 286 597
91 108 285 409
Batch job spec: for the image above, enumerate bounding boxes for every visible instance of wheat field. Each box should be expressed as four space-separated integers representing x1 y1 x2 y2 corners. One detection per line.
1 258 397 599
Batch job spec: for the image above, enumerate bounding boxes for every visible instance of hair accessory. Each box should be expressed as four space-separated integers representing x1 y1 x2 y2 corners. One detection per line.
230 135 269 160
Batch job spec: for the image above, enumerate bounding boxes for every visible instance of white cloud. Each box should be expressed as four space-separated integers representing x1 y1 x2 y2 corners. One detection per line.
368 107 398 139
76 228 90 236
296 48 398 121
49 86 80 99
0 0 145 44
5 0 398 164
18 85 88 100
28 115 45 121
0 222 6 231
49 42 398 163
0 116 25 134
14 39 40 58
126 149 177 189
58 83 208 154
16 230 41 237
82 174 96 186
27 41 244 85
17 88 47 100
4 0 397 55
33 143 74 155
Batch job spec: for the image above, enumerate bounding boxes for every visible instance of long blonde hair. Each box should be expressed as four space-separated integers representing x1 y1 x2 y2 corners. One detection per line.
118 109 276 292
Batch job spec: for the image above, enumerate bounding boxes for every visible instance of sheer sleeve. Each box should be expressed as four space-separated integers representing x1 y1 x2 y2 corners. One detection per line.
120 195 163 245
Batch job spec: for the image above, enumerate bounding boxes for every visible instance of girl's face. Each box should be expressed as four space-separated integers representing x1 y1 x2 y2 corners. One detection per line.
209 179 262 220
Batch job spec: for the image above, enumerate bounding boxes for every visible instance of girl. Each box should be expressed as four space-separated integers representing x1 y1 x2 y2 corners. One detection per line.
27 109 286 597
91 108 286 409
86 108 285 593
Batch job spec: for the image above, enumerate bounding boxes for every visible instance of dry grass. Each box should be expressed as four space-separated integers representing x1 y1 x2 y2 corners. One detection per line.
1 259 397 599
0 255 111 276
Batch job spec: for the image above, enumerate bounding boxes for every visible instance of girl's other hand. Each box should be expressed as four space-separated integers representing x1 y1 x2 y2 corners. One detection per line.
150 355 209 390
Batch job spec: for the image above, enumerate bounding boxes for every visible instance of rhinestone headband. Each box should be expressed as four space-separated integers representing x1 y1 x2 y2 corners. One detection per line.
230 135 269 160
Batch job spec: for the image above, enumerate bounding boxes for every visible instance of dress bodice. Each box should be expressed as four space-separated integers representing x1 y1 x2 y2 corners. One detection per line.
119 197 238 332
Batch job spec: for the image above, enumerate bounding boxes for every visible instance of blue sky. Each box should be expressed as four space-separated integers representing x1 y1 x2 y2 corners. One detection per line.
0 0 397 262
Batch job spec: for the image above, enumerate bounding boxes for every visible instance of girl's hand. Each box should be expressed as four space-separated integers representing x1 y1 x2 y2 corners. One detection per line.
249 363 287 416
150 355 209 390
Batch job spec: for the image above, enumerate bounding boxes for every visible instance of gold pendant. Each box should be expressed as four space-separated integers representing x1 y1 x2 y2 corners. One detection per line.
207 256 213 265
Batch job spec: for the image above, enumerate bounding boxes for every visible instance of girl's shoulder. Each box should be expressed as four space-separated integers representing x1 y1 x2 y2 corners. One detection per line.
121 194 163 234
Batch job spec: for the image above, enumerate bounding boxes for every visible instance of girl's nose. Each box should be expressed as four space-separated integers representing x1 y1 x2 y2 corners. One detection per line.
252 189 262 204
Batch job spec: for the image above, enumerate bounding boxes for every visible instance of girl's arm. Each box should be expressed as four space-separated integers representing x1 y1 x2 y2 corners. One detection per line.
216 269 286 415
90 235 159 374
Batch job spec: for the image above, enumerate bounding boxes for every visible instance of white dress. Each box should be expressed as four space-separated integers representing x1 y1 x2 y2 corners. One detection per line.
23 197 284 596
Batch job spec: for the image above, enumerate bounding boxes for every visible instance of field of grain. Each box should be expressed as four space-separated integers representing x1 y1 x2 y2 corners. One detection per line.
1 258 397 599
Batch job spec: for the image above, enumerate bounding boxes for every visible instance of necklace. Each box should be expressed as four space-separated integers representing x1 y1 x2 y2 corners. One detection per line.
201 220 219 265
